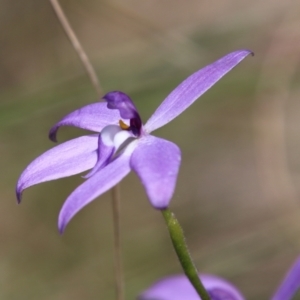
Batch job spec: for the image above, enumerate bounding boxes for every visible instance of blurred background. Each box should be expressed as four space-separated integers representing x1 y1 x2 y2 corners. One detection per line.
1 0 300 299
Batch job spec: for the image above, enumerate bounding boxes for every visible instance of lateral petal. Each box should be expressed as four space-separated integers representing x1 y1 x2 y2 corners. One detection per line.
58 140 138 233
82 135 114 179
49 102 120 142
271 256 300 300
130 135 181 208
83 125 122 178
138 274 245 300
145 50 252 133
16 135 98 202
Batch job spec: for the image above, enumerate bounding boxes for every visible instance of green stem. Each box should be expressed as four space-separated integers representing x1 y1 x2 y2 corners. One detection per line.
162 208 211 300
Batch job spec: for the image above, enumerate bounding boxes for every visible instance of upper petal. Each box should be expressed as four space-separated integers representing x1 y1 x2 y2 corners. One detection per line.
130 135 181 208
138 273 245 300
103 91 142 136
49 102 120 142
103 91 139 119
16 135 98 202
145 50 252 133
271 256 300 300
58 140 138 233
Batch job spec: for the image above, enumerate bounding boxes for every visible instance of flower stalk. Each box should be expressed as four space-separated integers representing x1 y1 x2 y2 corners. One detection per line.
162 208 211 300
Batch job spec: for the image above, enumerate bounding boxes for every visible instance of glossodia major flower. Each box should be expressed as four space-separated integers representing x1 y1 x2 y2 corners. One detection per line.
139 274 245 300
139 256 300 300
16 50 252 232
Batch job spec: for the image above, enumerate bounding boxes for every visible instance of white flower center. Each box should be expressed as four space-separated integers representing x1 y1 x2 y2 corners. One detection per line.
101 124 134 154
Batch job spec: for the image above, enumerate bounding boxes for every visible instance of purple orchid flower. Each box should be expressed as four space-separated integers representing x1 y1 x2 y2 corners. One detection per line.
138 274 244 300
16 50 251 232
139 256 300 300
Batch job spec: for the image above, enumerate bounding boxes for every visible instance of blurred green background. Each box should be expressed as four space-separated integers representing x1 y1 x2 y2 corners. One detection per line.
1 0 300 299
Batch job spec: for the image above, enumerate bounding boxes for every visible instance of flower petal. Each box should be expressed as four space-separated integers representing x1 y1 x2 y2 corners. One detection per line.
58 140 138 233
145 50 252 133
49 102 120 142
138 274 245 300
83 125 122 178
271 256 300 300
130 135 181 208
82 136 114 179
201 274 245 300
16 135 98 202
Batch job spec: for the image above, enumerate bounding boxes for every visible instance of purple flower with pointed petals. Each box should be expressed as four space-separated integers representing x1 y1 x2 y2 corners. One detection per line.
139 274 245 300
139 256 300 300
16 50 252 232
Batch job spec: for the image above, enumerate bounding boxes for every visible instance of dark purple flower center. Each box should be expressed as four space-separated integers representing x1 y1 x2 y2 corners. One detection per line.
103 91 142 137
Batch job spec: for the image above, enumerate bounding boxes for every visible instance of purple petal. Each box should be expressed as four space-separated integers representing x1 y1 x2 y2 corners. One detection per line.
16 135 98 202
82 135 114 179
201 274 245 300
138 273 245 300
130 135 181 208
83 125 122 178
58 140 138 233
145 50 252 133
271 257 300 300
49 102 120 142
103 91 142 136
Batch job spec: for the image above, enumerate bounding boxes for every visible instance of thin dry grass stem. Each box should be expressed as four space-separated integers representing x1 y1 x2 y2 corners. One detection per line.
49 1 124 299
254 2 300 214
111 186 124 300
49 0 103 96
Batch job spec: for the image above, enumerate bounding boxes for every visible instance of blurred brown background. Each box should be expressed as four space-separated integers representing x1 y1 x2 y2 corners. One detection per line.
1 0 300 299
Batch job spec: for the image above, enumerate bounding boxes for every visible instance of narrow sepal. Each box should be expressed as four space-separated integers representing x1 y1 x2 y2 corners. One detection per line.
49 102 120 142
58 141 137 233
145 50 252 133
16 135 98 202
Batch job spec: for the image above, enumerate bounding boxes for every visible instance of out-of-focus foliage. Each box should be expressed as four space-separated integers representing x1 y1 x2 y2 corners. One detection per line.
1 0 300 299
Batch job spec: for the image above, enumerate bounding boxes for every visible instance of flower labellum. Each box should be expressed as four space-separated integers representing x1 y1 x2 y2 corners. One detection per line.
16 50 252 232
